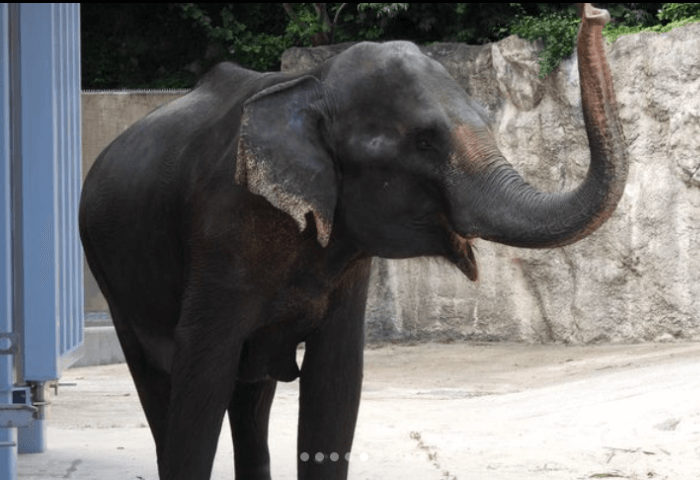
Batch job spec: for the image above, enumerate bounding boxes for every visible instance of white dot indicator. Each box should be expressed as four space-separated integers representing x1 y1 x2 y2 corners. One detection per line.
360 452 369 461
345 452 351 461
300 452 309 462
330 452 339 462
315 452 324 462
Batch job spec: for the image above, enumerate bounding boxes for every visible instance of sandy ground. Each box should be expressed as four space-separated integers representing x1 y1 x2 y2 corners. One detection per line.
17 341 700 479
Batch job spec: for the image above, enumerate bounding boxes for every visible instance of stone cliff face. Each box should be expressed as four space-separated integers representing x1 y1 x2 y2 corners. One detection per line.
283 23 700 343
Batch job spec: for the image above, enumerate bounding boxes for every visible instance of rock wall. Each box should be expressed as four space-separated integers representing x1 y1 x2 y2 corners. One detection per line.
283 24 700 343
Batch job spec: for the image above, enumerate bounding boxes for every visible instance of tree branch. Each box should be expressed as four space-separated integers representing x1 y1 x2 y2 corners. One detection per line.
329 3 348 43
314 3 332 30
283 3 306 30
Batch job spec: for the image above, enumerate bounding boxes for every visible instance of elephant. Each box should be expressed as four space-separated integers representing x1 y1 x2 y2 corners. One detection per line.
79 4 627 480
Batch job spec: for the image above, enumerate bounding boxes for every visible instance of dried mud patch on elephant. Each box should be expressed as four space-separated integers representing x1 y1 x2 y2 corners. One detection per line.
409 431 458 480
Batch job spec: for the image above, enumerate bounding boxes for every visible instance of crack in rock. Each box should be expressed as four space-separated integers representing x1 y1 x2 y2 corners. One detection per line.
409 431 457 480
63 459 82 478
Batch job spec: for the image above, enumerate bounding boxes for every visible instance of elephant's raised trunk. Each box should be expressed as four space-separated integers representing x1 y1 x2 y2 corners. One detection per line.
451 4 628 249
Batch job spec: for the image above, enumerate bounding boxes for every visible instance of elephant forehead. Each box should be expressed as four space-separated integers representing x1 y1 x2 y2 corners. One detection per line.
449 124 501 174
329 45 482 129
336 41 428 69
327 42 452 94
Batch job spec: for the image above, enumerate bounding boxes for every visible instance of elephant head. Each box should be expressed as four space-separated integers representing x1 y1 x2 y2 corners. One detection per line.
236 4 627 281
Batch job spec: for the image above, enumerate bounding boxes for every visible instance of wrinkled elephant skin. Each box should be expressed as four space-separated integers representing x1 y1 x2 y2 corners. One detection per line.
79 4 627 479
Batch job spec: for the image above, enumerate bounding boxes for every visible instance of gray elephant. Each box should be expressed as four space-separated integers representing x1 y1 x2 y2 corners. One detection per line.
79 4 627 479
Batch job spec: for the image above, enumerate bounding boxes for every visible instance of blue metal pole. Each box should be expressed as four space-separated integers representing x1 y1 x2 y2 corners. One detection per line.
15 2 56 454
0 3 19 478
19 2 60 384
13 2 83 455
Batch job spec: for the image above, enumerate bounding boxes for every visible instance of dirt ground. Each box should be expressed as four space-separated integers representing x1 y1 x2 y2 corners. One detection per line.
18 342 700 479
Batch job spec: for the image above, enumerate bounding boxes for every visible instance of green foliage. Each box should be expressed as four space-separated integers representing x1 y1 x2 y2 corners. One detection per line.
352 3 408 40
508 3 700 78
81 3 700 89
603 16 700 42
604 3 700 43
179 3 291 72
510 10 579 79
658 3 700 21
357 3 409 17
283 3 328 45
606 4 659 28
81 4 204 89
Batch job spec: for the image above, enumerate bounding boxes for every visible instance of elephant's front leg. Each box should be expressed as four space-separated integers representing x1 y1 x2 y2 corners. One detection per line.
230 378 277 480
161 290 247 480
297 259 372 480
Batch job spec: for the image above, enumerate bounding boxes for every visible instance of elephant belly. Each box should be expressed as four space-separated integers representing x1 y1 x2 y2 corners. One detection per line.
237 322 306 383
234 259 335 383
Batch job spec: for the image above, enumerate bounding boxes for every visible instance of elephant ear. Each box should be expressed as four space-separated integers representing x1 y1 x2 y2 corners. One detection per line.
236 76 336 247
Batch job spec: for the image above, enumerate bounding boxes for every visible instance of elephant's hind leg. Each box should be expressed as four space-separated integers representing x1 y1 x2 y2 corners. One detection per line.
82 220 177 476
93 300 173 480
109 310 172 472
229 378 277 480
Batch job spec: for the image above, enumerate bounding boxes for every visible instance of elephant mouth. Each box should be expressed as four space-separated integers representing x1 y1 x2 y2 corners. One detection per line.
448 231 478 281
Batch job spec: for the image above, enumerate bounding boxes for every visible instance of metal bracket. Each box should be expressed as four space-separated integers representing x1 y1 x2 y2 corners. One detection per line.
0 333 18 355
0 387 38 428
50 381 77 396
0 404 37 428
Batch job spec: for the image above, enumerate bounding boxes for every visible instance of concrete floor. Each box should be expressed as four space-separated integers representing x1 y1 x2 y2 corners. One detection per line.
17 341 700 479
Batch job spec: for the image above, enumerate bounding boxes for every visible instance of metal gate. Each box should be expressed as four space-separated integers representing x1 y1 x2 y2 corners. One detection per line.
0 3 83 479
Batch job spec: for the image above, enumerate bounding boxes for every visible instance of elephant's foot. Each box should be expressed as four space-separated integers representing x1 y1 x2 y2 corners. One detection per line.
234 465 272 480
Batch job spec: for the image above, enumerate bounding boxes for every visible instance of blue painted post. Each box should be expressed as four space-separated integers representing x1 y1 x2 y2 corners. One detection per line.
0 4 16 477
0 4 19 479
15 4 56 453
19 3 61 385
15 2 83 454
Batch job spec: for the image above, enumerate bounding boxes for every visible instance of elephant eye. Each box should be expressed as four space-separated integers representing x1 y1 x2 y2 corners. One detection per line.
414 128 442 152
416 137 433 151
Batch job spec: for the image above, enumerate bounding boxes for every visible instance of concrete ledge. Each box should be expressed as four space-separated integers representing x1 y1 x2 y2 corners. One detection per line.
71 326 125 368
